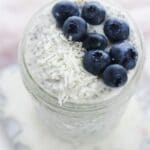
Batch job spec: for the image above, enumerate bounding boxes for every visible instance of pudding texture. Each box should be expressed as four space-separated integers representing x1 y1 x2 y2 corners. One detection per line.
23 0 142 105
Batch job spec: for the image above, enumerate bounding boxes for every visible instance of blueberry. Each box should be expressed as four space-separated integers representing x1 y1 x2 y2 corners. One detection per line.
52 1 80 27
104 18 130 42
110 42 138 70
83 33 108 51
103 64 128 87
83 50 111 75
81 2 106 25
63 16 87 41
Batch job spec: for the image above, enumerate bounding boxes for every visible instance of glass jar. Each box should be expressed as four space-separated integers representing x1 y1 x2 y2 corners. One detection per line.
18 0 145 147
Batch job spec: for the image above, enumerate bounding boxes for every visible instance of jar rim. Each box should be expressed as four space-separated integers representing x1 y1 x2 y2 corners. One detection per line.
18 1 145 112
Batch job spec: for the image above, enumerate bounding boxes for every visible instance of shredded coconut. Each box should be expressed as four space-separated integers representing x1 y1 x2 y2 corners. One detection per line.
23 0 142 105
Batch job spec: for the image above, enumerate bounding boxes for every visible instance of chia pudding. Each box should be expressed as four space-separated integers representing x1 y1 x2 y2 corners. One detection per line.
19 0 144 145
21 0 142 105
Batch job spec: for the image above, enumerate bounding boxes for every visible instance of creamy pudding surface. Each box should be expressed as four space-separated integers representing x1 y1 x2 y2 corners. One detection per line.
23 0 142 105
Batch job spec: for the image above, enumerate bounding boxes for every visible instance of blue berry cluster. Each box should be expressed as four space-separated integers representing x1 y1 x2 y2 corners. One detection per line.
52 1 138 87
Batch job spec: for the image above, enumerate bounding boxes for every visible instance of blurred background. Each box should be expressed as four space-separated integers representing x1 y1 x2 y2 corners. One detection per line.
0 0 150 69
0 0 150 149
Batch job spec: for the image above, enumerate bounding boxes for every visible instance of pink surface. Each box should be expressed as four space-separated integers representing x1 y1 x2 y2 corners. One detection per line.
0 0 150 69
0 0 150 89
0 0 150 94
